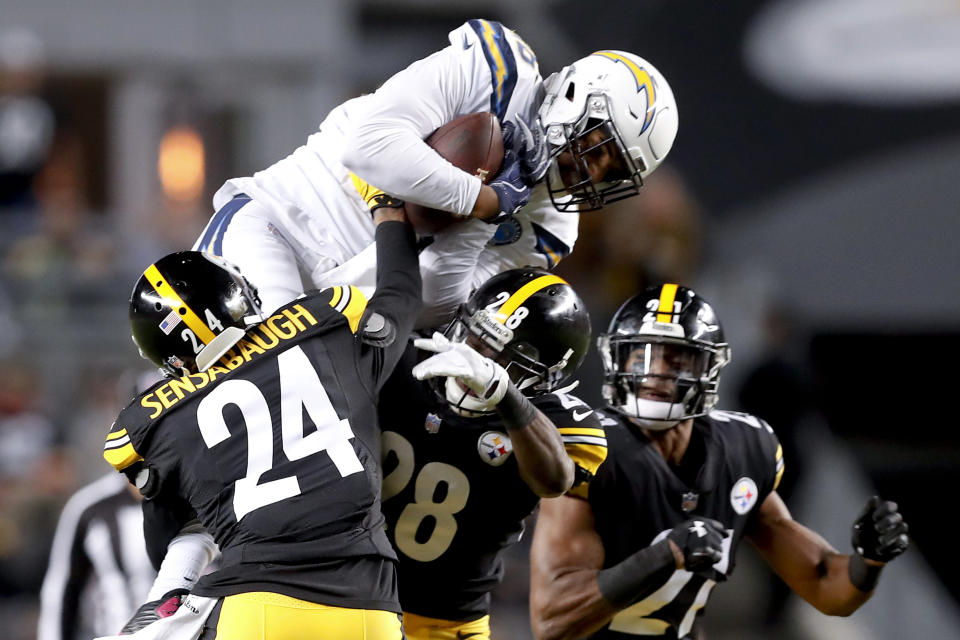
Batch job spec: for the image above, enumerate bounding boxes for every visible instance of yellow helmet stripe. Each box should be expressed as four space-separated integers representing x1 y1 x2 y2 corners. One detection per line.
144 264 217 344
656 283 679 323
494 274 566 323
592 51 657 132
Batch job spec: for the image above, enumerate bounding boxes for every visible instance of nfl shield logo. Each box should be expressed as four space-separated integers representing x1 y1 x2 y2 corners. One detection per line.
424 413 442 434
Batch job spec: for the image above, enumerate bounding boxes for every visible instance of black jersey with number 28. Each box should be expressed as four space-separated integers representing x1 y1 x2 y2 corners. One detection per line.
379 343 608 621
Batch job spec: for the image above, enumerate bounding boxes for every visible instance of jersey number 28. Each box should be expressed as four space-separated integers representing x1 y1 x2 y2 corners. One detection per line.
381 431 470 562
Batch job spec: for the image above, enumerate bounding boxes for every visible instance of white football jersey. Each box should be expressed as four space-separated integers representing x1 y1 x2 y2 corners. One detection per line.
196 20 578 326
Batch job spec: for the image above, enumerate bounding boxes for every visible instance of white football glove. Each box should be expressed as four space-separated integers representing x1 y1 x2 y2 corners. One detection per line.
413 332 509 410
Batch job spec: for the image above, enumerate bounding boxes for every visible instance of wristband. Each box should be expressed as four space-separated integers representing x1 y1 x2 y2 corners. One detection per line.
596 539 677 608
496 383 537 430
848 553 883 592
368 193 406 214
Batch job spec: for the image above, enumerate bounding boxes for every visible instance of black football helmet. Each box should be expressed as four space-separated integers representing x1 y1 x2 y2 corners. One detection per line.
129 251 262 377
440 268 591 415
598 283 730 429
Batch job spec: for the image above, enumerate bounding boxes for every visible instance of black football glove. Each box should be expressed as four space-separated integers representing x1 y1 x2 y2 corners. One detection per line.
119 589 189 634
667 517 727 572
851 495 909 563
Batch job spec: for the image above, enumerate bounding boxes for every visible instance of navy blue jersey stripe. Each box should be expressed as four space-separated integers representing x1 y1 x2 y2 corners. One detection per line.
531 221 571 268
197 193 251 254
468 19 518 122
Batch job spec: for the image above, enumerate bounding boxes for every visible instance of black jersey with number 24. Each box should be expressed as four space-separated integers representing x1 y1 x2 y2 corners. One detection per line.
104 287 409 613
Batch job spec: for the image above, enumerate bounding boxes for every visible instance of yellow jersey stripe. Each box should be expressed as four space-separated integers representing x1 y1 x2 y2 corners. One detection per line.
775 444 783 462
105 428 128 441
103 443 143 471
656 283 679 323
557 427 607 438
495 275 566 323
144 264 216 344
328 286 343 310
774 460 785 491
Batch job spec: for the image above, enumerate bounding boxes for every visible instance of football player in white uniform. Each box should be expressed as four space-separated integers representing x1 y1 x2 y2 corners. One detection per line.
193 19 678 328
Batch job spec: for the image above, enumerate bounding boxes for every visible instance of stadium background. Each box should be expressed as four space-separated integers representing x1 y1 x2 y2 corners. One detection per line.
0 1 957 638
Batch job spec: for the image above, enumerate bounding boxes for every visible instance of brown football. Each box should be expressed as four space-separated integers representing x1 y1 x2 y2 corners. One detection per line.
405 112 504 235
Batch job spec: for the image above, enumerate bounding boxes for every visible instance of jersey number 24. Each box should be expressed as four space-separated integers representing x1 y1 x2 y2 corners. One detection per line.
195 345 363 520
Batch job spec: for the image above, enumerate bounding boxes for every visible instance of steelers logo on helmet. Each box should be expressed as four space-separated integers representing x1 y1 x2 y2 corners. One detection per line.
599 283 730 430
477 431 513 466
538 50 678 212
730 477 759 515
434 268 591 417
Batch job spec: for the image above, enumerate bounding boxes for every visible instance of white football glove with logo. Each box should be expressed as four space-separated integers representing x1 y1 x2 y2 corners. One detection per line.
413 332 509 412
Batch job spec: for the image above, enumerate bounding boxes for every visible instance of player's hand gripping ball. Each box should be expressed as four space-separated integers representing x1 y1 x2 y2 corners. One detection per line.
405 112 505 235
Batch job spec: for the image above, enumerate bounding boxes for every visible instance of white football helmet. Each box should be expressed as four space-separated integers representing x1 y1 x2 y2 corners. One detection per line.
539 50 678 211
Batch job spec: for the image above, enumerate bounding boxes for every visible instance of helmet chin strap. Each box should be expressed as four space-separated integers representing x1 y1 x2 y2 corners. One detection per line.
622 393 683 431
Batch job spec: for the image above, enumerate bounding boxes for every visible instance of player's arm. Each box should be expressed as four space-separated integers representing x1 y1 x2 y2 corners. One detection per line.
342 22 544 223
340 40 484 219
118 479 218 634
530 493 728 640
357 206 422 385
411 333 573 495
529 495 620 640
746 492 908 616
498 386 574 497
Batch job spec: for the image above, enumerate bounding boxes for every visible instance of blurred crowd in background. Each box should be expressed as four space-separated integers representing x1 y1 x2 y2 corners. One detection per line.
1 2 959 639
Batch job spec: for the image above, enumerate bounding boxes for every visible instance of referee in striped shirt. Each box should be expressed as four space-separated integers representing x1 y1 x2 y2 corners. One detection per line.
37 473 156 640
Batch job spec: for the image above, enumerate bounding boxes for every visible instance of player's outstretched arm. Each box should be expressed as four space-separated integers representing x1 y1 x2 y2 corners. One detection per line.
412 332 574 496
361 204 422 381
530 495 616 640
497 384 575 497
747 491 908 616
530 496 721 640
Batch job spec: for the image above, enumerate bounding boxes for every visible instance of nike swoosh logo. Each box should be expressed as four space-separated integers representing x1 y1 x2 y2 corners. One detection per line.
572 409 593 421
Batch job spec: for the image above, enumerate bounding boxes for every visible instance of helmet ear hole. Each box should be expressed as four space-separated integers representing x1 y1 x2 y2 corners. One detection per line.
565 82 576 101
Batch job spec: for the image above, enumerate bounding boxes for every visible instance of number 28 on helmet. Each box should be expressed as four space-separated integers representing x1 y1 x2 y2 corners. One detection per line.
440 268 591 416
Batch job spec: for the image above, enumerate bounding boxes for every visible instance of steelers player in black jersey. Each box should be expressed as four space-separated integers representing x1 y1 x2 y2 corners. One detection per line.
529 284 910 640
100 204 419 640
376 268 607 640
